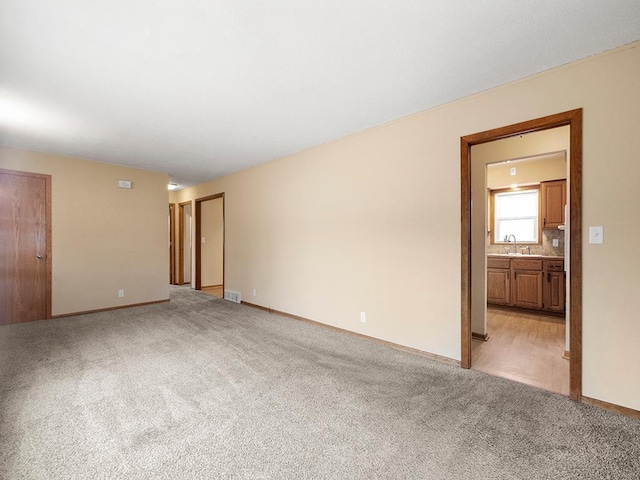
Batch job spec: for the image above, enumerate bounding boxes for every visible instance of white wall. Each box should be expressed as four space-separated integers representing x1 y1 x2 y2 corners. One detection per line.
174 42 640 411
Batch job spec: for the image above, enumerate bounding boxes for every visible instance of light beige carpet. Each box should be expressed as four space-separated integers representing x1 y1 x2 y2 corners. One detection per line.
1 286 639 479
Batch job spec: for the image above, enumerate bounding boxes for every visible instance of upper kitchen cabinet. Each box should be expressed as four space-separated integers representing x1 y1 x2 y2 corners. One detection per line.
541 180 566 229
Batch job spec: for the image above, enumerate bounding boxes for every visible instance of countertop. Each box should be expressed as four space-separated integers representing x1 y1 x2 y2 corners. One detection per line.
487 254 564 260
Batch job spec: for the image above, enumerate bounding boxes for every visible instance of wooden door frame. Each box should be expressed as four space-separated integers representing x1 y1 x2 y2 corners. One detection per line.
169 203 175 284
461 109 583 401
0 168 52 320
178 201 192 285
194 193 225 291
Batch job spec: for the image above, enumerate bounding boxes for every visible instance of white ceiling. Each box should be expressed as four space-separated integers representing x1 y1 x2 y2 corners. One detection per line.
1 1 639 189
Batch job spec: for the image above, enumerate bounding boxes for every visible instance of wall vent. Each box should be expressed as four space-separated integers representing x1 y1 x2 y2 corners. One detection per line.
224 290 242 303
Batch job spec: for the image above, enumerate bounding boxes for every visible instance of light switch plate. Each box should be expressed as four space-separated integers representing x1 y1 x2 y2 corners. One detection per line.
589 226 604 244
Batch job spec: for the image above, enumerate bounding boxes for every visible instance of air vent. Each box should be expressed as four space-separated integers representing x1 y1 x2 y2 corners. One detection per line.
224 290 242 303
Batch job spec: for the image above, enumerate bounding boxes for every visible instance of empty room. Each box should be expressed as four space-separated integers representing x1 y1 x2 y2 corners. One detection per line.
1 2 640 479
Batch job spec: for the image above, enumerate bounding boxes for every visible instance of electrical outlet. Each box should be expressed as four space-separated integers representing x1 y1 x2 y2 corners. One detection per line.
360 312 366 323
252 288 257 297
552 239 559 247
118 290 125 298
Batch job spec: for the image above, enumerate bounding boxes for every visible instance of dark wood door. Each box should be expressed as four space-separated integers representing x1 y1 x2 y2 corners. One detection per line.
0 169 51 324
169 203 175 284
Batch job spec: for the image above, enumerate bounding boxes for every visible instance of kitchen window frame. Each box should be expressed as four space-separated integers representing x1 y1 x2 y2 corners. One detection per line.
489 185 542 246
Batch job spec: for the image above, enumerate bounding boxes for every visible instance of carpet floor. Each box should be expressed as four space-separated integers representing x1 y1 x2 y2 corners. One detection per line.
1 286 638 479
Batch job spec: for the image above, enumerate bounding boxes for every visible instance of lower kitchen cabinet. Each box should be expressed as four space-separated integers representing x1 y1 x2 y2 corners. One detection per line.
487 268 510 305
487 257 511 305
543 260 566 312
512 270 543 309
487 256 564 313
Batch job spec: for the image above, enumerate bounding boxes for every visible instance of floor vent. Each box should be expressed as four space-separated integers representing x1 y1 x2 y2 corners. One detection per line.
224 290 242 303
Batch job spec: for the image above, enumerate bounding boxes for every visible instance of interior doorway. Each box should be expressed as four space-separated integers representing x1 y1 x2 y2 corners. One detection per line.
169 203 176 284
461 109 583 401
472 135 570 395
0 168 52 324
179 201 193 286
195 193 225 297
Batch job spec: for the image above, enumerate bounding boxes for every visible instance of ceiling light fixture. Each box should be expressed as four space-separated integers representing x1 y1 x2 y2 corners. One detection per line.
168 183 178 191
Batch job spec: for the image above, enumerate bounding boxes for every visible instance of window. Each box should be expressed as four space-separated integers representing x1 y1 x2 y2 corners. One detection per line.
491 187 540 244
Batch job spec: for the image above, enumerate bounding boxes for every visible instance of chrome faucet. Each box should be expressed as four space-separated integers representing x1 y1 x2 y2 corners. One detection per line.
506 234 517 254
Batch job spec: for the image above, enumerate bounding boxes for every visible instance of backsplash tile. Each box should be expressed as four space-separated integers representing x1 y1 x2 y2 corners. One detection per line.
487 229 564 256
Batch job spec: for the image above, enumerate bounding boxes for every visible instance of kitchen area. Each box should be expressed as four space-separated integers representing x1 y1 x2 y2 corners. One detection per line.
486 178 566 315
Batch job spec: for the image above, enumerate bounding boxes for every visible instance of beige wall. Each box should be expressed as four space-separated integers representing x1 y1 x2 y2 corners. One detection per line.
0 147 169 315
486 151 566 189
200 197 224 287
174 42 639 410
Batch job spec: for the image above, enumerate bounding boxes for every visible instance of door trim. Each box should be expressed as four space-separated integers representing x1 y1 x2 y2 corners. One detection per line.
178 201 192 285
0 168 52 321
460 109 582 401
194 193 225 292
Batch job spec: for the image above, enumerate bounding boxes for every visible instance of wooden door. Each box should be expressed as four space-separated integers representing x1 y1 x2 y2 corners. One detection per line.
169 203 175 284
0 169 51 324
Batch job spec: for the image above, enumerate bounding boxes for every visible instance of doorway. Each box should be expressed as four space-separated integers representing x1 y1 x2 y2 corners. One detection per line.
475 149 569 395
0 168 52 324
461 109 583 401
179 201 193 285
169 203 176 284
195 193 224 297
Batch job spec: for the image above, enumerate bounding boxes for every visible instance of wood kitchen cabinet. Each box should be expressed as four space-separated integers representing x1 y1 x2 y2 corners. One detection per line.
511 258 543 309
487 256 564 313
541 180 566 229
543 260 565 312
487 257 510 305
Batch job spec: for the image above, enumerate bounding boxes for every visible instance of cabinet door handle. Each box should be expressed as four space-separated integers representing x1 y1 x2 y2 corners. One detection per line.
543 217 546 226
507 271 510 280
547 273 550 282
